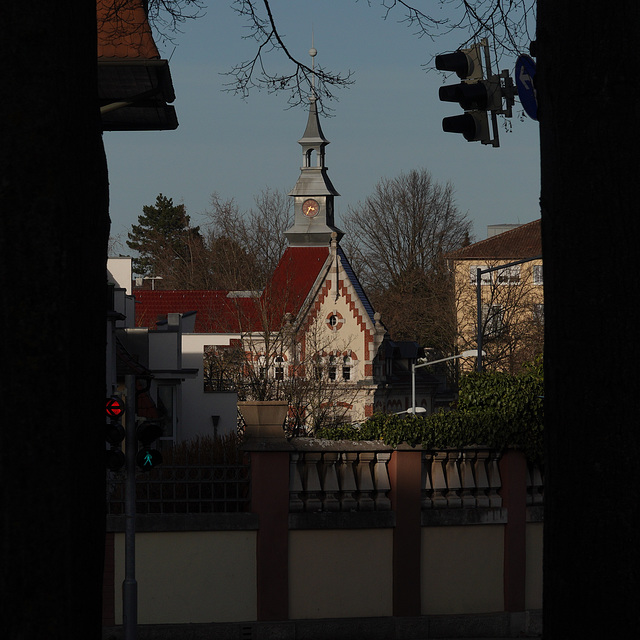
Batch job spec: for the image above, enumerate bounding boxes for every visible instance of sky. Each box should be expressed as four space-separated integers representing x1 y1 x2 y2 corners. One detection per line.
104 1 540 251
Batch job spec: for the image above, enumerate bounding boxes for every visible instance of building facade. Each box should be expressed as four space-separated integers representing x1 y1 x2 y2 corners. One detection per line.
447 220 543 373
129 92 448 437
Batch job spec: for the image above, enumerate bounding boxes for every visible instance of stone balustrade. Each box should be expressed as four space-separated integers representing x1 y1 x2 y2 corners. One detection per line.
289 447 393 512
287 441 544 514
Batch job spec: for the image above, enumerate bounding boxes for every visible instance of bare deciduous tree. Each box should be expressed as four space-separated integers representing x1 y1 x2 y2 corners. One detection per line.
342 168 471 354
204 187 292 288
455 260 544 373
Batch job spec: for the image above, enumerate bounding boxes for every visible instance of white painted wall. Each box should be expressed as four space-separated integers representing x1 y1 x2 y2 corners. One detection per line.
180 333 238 441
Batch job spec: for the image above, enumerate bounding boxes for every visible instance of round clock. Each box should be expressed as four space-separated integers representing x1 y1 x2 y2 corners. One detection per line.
302 198 320 218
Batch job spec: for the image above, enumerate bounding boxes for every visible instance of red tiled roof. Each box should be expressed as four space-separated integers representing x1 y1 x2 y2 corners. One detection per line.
97 0 160 59
266 247 330 316
447 219 541 260
134 290 245 333
134 247 331 333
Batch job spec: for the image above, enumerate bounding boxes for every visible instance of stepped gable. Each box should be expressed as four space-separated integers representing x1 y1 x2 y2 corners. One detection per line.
337 245 376 326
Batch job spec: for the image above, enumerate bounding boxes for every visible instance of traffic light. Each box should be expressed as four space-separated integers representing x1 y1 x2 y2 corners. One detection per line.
105 396 125 471
435 38 514 147
136 420 163 470
435 45 484 82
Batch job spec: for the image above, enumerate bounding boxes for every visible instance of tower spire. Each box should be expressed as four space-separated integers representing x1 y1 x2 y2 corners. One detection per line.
285 43 343 247
310 32 317 99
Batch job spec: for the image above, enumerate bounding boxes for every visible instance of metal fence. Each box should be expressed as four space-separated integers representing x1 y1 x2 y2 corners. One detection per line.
107 462 251 515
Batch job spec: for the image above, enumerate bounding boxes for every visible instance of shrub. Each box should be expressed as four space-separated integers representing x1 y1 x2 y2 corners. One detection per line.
316 357 544 462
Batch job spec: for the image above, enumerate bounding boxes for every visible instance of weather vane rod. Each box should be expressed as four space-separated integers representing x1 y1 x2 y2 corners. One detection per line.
309 30 317 100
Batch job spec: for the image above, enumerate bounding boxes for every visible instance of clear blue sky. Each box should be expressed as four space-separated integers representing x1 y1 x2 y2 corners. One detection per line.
104 1 540 249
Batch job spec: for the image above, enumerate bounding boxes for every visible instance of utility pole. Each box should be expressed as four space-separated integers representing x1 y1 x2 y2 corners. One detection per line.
123 374 137 640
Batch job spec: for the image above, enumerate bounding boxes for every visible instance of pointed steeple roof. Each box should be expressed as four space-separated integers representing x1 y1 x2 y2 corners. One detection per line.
299 97 329 147
289 95 339 197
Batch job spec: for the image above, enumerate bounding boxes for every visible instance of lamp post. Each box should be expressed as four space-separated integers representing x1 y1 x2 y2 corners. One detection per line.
411 350 483 415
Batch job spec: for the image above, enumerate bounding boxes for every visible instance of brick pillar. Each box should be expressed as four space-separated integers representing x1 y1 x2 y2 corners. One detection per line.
240 401 291 620
389 449 422 616
249 449 291 621
499 449 527 612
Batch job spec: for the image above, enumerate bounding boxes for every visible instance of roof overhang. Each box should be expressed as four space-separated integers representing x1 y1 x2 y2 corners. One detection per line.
98 58 178 131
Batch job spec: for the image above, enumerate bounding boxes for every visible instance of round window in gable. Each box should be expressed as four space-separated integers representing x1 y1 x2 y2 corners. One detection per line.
326 311 344 331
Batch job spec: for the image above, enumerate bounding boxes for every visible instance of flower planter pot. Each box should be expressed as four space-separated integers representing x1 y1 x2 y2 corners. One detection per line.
238 401 288 439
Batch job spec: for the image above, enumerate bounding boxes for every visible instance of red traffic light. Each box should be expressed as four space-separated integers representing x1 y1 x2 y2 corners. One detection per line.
106 396 125 418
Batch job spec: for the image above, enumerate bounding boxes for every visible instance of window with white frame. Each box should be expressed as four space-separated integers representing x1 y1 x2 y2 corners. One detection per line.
257 356 267 380
274 356 285 380
533 264 544 285
496 265 521 285
342 356 353 381
470 265 491 285
328 355 337 381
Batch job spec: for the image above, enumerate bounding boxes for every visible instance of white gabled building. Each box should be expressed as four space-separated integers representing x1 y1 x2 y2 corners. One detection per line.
120 87 448 441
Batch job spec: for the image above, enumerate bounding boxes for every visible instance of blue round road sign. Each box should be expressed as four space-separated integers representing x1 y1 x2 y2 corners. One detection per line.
515 55 538 121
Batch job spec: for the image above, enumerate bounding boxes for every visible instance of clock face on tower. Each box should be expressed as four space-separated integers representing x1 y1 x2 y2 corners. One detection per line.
302 198 320 218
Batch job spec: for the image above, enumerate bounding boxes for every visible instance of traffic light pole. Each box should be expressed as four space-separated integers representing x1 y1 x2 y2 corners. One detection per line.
123 374 137 640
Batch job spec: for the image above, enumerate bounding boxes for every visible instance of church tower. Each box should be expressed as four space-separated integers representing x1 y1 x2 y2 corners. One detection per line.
285 48 343 247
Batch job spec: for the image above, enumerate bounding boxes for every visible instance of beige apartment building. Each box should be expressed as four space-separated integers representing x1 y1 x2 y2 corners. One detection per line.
447 220 543 373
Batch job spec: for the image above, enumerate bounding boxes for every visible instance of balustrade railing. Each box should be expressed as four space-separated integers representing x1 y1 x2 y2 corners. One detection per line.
289 447 544 513
106 446 543 517
422 449 503 509
289 450 392 512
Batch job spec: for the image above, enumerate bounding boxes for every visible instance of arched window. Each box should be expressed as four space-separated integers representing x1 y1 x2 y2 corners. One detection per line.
274 355 285 381
342 356 353 381
305 148 316 168
328 355 337 381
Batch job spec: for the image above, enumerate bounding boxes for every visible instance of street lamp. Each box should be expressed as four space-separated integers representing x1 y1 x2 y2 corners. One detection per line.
411 350 483 415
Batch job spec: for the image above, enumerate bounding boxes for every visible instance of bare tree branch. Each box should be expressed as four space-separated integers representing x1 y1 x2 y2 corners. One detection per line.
223 0 354 114
223 1 535 111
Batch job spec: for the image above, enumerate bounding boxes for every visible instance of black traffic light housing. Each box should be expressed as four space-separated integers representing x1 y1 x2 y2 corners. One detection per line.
435 46 484 81
435 38 515 147
442 112 491 143
105 396 125 471
136 420 163 470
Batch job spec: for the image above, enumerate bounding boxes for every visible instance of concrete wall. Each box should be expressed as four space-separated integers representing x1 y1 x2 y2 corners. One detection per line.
421 525 504 615
289 529 393 619
113 530 257 624
180 333 238 441
104 447 543 634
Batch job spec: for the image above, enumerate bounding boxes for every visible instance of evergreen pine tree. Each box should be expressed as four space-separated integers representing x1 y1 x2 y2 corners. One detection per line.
127 193 201 279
